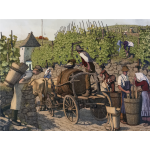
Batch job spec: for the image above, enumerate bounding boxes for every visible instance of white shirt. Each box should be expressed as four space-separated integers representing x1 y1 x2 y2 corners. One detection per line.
101 79 110 88
79 51 93 62
128 41 134 47
22 70 33 81
118 74 129 87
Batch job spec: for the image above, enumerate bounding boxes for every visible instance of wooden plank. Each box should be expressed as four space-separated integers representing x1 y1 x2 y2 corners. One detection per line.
96 94 105 98
77 96 89 100
89 95 104 99
86 103 105 106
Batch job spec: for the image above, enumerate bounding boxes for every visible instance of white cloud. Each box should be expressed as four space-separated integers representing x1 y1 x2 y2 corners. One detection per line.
0 19 150 41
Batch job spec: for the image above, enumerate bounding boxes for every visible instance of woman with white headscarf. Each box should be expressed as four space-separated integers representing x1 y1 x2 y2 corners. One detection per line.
135 73 150 126
44 68 51 79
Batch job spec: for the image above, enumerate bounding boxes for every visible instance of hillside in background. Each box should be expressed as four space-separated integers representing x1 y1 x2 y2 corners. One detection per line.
14 24 147 49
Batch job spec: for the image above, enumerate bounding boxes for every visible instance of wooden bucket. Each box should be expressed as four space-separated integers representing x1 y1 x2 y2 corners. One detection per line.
56 68 86 96
4 63 28 88
124 98 141 125
105 91 121 108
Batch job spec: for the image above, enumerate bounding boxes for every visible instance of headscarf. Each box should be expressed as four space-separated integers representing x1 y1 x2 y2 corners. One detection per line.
45 68 51 76
135 73 149 85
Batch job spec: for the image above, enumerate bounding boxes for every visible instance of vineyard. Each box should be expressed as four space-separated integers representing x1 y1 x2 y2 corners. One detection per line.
1 24 150 82
31 24 144 68
0 33 20 82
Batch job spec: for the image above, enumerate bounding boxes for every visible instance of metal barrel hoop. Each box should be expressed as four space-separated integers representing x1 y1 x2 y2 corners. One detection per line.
10 66 25 75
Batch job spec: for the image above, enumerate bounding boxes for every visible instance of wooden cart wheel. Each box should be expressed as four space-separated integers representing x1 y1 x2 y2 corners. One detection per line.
63 95 79 124
90 92 111 121
46 95 55 117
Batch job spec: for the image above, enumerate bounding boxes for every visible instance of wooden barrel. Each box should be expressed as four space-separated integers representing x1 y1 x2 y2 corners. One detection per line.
56 68 86 96
107 91 123 120
105 92 121 108
4 63 28 88
124 98 141 125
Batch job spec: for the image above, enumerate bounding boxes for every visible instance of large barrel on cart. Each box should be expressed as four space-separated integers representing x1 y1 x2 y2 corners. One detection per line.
56 68 86 96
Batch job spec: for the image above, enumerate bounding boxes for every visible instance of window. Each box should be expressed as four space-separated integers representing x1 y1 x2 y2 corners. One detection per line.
27 48 29 50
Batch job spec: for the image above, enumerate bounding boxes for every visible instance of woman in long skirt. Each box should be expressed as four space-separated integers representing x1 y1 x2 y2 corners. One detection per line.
135 73 150 127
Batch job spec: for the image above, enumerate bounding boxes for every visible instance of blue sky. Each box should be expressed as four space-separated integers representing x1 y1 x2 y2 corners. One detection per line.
0 19 150 41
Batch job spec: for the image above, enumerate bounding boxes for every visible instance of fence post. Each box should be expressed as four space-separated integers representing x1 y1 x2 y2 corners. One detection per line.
102 29 104 38
7 39 9 62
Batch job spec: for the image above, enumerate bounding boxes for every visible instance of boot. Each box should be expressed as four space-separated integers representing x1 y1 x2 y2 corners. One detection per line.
11 110 21 126
82 89 91 97
122 114 127 124
0 108 5 117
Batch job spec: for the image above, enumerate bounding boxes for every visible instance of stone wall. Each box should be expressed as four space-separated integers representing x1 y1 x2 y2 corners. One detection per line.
0 85 38 128
47 59 150 91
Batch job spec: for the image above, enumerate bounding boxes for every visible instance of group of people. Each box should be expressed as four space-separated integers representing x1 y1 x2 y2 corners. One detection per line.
1 44 150 127
118 66 150 126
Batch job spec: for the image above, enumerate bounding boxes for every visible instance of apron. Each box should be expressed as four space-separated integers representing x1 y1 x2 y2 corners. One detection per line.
101 81 110 92
121 81 131 114
10 79 31 110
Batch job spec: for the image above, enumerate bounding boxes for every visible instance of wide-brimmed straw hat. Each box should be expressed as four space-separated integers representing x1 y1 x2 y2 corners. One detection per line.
74 45 84 51
33 65 43 72
68 59 76 64
64 62 74 69
122 66 129 72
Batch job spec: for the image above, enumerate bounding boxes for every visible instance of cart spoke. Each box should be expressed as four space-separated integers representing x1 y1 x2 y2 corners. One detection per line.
72 109 76 111
65 103 69 108
71 103 75 109
72 111 76 116
65 99 70 106
69 98 72 106
68 112 71 120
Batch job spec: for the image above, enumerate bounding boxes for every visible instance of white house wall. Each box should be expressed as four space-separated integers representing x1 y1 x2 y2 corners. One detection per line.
24 47 34 61
19 47 25 63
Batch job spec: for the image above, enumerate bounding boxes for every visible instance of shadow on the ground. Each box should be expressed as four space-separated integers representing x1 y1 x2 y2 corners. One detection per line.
37 112 58 130
46 108 107 126
120 127 130 131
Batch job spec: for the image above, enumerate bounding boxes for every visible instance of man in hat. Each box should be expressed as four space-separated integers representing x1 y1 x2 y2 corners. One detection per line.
118 65 131 124
75 45 95 97
0 65 43 126
100 69 116 92
64 59 76 69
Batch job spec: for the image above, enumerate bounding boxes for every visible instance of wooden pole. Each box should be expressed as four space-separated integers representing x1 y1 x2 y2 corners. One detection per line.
72 43 73 57
52 41 54 50
42 19 43 46
11 30 15 57
7 39 9 62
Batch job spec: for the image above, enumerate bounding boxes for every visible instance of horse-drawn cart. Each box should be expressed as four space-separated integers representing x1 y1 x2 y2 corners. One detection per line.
46 70 112 124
